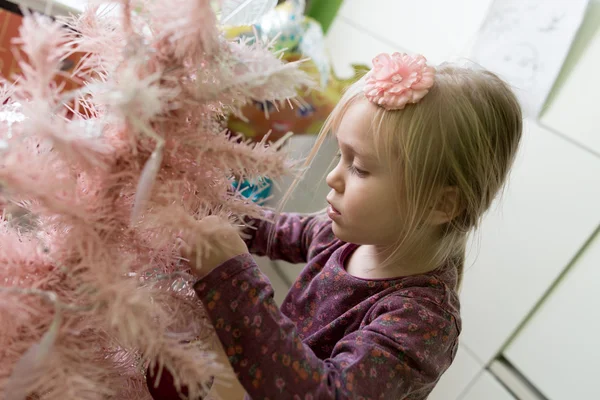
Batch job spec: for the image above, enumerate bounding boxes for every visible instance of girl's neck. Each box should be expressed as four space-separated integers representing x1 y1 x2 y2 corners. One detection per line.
347 241 440 280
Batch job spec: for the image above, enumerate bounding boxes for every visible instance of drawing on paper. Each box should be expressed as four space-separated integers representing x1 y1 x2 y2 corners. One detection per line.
469 0 589 116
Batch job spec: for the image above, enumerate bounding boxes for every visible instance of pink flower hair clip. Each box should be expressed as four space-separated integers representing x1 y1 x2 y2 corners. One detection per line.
364 52 436 110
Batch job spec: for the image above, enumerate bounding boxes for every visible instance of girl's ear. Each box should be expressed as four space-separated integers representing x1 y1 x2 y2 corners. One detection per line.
427 187 463 226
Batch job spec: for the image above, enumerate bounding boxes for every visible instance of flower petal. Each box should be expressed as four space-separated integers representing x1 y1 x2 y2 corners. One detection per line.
372 53 395 80
363 52 435 110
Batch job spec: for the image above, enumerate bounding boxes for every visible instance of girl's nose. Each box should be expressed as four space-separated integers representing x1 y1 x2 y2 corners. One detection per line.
326 162 344 193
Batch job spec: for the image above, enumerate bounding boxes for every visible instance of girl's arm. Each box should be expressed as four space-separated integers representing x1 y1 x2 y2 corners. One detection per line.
244 211 329 264
194 255 459 399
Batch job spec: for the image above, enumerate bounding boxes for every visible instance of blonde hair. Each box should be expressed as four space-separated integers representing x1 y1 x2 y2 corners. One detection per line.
292 63 522 286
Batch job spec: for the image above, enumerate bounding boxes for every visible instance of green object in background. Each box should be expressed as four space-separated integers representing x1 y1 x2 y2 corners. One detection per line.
306 0 344 34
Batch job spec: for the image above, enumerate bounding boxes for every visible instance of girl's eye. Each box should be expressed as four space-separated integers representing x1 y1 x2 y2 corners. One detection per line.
336 151 368 177
347 164 368 177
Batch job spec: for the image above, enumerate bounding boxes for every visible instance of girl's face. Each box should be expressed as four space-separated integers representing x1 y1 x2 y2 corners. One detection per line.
326 100 403 246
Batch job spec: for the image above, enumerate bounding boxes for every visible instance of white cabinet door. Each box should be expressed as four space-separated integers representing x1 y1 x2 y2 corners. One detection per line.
459 121 600 364
461 371 516 400
540 1 600 155
429 345 483 400
504 230 600 400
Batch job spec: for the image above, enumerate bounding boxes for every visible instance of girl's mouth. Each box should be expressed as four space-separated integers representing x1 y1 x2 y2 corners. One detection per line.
327 203 341 219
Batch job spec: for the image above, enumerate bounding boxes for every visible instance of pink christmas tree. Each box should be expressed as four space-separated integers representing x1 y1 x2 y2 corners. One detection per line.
0 0 312 398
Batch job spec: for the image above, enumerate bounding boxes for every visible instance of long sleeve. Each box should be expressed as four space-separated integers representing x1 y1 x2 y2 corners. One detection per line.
194 254 459 400
245 212 330 264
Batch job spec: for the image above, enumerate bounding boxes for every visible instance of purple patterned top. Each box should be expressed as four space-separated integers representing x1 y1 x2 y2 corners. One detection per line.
194 212 461 400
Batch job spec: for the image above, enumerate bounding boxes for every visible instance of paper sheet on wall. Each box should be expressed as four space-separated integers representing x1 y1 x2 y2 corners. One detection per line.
468 0 590 117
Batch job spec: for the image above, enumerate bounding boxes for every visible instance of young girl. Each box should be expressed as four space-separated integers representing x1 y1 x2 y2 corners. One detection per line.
150 52 522 399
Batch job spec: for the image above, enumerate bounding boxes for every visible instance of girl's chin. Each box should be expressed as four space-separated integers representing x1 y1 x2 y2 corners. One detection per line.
331 222 351 242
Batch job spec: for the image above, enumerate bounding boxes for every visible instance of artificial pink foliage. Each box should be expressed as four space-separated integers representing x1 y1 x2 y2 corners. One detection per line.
0 0 313 398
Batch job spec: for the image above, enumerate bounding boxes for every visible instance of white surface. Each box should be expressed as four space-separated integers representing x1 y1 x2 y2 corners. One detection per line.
12 0 85 15
461 370 516 400
429 345 482 400
338 0 493 64
221 0 278 26
325 17 401 79
540 0 600 155
459 120 600 364
469 0 590 116
504 230 600 400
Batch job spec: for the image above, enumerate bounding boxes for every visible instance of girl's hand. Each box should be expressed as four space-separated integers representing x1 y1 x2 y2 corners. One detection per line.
183 216 249 278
